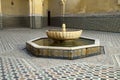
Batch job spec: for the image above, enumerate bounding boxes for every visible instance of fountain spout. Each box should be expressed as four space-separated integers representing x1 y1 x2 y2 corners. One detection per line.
61 0 67 32
62 23 66 32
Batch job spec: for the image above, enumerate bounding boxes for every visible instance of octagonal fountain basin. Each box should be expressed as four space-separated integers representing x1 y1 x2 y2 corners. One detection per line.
26 37 104 59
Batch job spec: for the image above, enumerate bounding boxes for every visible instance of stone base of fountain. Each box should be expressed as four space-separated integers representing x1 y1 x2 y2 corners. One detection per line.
26 37 104 59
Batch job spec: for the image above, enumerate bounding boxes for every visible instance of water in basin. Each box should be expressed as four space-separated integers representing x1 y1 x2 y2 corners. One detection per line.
33 37 94 47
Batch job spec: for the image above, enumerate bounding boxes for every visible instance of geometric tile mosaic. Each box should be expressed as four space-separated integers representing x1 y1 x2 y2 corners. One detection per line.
0 57 46 80
44 62 120 80
0 56 120 80
0 29 120 80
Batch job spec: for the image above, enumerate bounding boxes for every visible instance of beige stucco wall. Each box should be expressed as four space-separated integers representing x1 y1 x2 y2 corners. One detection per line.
31 0 42 15
65 0 120 14
0 0 1 14
48 0 120 16
48 0 62 16
43 0 48 16
1 0 120 16
1 0 47 16
28 0 48 16
1 0 29 16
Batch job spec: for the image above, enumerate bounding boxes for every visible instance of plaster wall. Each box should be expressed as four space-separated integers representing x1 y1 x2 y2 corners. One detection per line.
0 0 1 14
1 0 30 28
43 0 48 16
0 0 2 29
65 0 120 14
42 0 48 27
29 0 48 16
1 0 120 16
50 0 120 32
0 0 48 28
32 0 42 15
48 0 120 16
1 0 29 16
48 0 62 16
1 0 120 31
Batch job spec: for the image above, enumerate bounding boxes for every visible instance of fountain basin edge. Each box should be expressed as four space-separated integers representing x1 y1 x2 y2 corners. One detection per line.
26 37 104 59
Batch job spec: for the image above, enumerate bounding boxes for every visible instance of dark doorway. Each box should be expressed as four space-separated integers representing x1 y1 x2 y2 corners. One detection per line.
48 11 51 26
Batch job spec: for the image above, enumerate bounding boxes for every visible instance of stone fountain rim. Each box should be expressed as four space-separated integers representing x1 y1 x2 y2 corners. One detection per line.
26 37 100 50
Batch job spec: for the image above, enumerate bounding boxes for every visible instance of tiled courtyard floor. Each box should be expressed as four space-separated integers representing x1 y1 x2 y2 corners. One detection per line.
0 27 120 80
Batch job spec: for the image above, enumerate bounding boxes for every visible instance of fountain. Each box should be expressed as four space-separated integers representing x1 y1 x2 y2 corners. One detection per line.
26 23 102 59
46 0 82 42
26 0 103 59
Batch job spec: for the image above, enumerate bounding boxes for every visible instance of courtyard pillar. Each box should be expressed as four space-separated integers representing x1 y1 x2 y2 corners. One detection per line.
29 0 43 29
0 0 2 29
118 0 120 5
